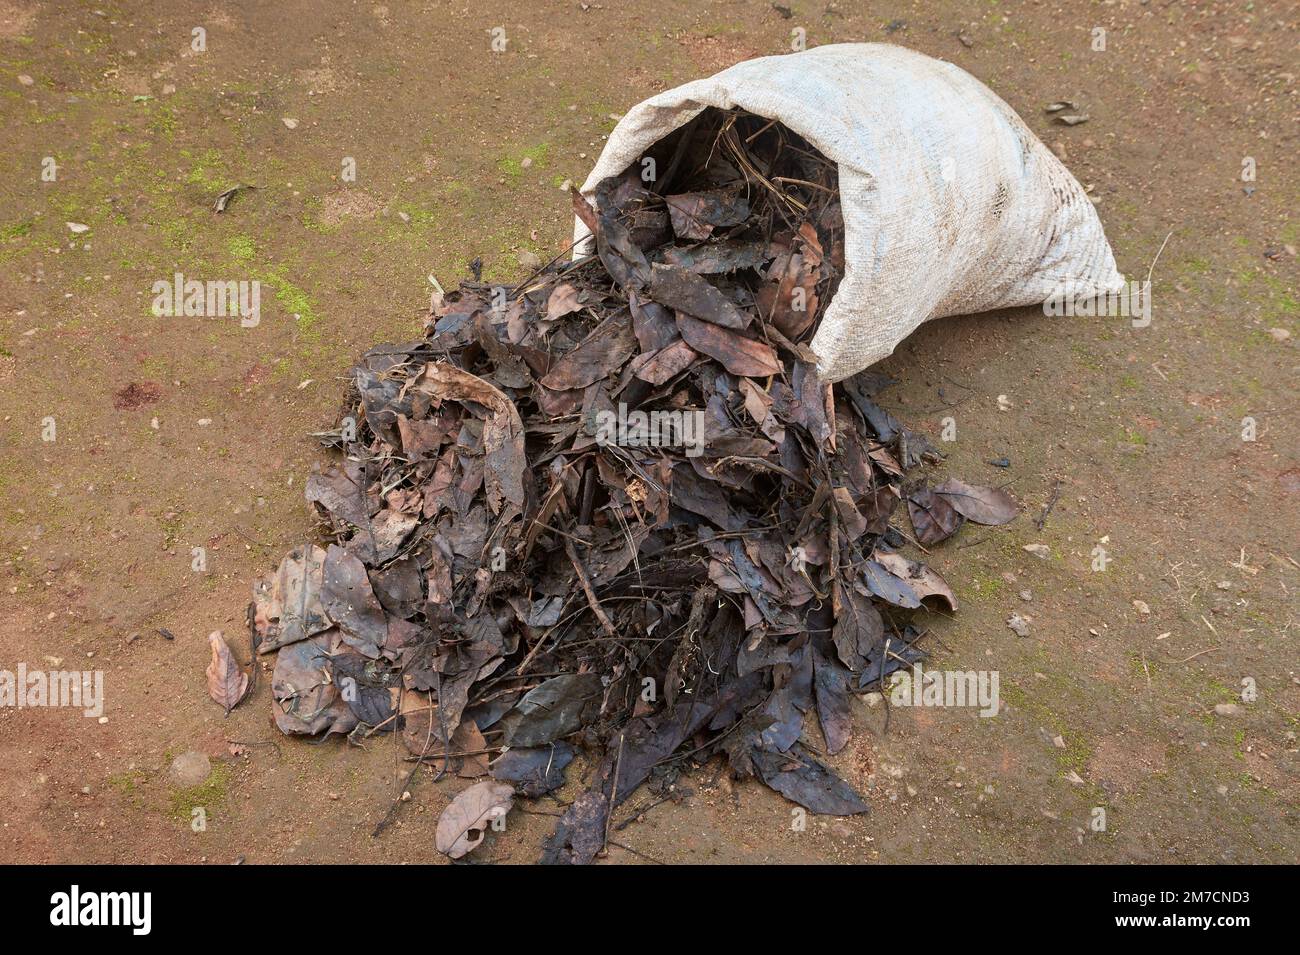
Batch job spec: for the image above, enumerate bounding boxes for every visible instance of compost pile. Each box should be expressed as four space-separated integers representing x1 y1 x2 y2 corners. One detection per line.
244 109 1018 864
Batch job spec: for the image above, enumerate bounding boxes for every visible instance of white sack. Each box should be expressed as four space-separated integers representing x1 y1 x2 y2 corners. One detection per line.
574 43 1125 381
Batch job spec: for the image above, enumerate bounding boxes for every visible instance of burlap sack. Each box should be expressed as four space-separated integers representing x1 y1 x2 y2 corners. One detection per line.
574 43 1125 381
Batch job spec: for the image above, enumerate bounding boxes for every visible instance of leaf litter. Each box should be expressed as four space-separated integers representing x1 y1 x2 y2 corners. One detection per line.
241 108 1020 863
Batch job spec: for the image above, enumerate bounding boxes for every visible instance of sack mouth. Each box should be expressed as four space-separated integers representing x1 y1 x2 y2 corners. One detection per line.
573 42 1124 382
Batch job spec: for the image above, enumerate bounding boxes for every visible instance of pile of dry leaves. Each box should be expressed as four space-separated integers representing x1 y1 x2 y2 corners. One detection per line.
226 109 1019 864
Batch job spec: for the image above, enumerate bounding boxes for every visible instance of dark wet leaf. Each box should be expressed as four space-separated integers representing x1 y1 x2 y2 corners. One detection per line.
752 744 869 815
873 550 957 611
861 560 922 609
501 673 601 747
812 639 852 755
320 544 388 658
833 585 884 670
329 651 394 728
491 743 576 797
649 262 750 329
539 790 608 866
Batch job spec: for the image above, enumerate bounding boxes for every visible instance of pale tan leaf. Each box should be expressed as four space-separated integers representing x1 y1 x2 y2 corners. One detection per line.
206 631 249 716
546 283 583 319
435 780 514 859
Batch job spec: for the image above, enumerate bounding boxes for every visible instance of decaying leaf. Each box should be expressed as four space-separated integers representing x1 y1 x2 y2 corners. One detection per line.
491 743 576 797
752 745 869 816
252 544 330 653
206 631 249 716
675 312 781 377
321 544 389 658
649 263 750 329
664 188 750 240
411 362 526 515
435 780 515 859
872 550 957 612
271 633 358 737
933 477 1019 525
546 283 583 319
501 673 601 747
539 310 637 390
907 484 965 545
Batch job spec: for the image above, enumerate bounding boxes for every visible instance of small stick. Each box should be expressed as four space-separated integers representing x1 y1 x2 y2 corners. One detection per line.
564 537 619 638
603 732 625 856
1036 478 1062 530
824 460 842 617
607 839 666 865
403 746 505 763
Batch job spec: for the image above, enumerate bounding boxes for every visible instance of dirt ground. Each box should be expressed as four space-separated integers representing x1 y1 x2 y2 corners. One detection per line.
1 0 1295 865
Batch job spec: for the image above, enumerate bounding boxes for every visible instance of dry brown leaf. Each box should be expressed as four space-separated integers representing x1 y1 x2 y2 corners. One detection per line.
933 478 1019 525
435 780 515 859
675 312 781 378
546 283 583 319
634 338 699 385
410 363 525 515
206 630 249 716
872 550 958 612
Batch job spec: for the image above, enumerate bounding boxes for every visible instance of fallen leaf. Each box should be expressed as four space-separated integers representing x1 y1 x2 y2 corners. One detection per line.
649 263 750 329
907 485 964 545
546 283 583 319
872 550 957 611
411 362 526 514
539 310 637 390
675 312 780 377
435 781 515 859
933 478 1019 525
206 631 249 716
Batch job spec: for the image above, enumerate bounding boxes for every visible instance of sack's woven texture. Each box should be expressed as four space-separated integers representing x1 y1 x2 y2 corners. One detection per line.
575 43 1125 381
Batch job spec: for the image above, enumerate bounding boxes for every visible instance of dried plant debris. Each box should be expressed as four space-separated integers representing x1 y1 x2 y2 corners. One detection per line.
435 780 515 859
206 631 250 716
244 108 1019 863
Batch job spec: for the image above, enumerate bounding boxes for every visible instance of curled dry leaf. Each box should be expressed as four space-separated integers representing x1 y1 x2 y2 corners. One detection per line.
435 780 515 859
872 550 957 612
907 484 964 545
206 631 249 716
546 283 583 319
410 362 525 515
